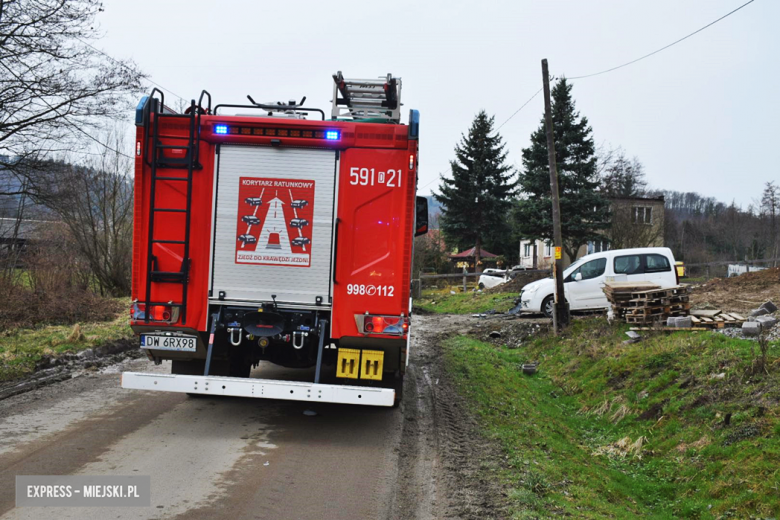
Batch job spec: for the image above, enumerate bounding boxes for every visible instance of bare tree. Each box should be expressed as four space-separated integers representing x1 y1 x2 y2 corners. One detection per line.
599 147 647 197
760 181 779 265
0 0 145 199
413 230 449 278
608 202 664 249
45 131 134 296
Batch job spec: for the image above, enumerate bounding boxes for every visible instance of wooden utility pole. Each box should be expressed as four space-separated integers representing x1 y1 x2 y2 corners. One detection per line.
541 59 570 333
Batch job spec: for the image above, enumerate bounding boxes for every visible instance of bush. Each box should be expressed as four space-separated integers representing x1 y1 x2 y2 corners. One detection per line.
0 231 122 329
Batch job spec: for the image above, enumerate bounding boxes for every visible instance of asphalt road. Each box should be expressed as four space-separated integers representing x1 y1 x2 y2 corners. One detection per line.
0 315 490 520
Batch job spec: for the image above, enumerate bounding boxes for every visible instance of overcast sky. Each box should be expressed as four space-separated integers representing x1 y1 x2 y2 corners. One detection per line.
98 0 777 208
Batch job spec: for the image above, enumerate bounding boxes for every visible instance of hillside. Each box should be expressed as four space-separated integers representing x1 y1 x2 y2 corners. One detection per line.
444 317 780 518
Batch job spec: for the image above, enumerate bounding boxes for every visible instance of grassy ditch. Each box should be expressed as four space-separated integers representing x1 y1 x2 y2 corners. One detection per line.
0 298 133 382
443 320 780 518
415 288 517 314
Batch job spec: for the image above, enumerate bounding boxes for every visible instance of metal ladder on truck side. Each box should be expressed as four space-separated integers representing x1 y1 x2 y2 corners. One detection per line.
331 72 402 122
142 89 211 325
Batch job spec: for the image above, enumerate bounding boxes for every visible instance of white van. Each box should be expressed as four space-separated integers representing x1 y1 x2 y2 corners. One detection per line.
519 247 678 318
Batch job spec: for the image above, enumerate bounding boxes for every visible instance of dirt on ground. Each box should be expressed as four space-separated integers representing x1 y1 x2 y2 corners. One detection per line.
393 314 512 519
689 267 780 314
465 316 551 349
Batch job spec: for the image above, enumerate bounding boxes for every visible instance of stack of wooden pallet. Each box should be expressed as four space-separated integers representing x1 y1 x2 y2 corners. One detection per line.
629 310 747 331
689 310 746 329
603 282 692 325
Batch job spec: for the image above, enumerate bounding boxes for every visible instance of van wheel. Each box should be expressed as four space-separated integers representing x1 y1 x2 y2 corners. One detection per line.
542 295 555 319
478 282 485 290
542 295 569 319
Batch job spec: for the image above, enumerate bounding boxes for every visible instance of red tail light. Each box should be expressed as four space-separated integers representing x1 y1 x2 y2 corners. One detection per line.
131 303 180 324
355 314 409 336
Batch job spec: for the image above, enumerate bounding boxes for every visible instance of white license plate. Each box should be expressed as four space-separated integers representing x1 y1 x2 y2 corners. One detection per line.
140 334 197 352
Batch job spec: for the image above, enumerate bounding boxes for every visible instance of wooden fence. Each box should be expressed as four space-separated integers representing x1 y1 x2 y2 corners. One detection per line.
416 269 551 294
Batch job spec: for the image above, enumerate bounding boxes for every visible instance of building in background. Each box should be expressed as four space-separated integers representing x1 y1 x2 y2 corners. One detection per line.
517 195 665 268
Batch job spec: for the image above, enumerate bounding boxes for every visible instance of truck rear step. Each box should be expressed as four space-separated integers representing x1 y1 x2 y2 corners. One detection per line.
121 372 394 407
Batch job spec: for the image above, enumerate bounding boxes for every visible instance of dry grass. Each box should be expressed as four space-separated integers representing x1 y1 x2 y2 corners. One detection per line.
0 299 131 381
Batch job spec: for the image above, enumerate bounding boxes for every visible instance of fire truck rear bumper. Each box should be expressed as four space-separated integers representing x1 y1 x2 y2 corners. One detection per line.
121 372 395 407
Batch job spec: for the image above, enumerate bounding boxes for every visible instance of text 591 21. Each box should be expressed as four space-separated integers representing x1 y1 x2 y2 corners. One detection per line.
349 167 402 188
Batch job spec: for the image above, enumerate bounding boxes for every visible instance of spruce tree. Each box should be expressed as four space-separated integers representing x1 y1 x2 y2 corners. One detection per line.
515 78 610 262
435 111 516 270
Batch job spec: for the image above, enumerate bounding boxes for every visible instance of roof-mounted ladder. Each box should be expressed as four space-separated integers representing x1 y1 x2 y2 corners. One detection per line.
331 72 402 122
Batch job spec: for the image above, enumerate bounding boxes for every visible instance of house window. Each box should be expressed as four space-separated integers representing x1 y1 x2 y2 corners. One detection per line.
587 240 610 255
544 241 552 257
633 206 652 225
523 243 532 257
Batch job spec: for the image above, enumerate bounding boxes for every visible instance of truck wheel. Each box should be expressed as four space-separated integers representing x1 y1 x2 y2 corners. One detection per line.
229 358 252 378
392 372 404 408
171 359 205 375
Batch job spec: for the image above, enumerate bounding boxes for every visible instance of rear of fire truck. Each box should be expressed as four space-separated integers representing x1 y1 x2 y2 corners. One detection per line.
121 72 428 407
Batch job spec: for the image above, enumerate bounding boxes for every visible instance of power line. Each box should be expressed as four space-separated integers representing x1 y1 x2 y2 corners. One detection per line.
418 171 446 192
75 37 187 102
66 122 135 159
425 87 543 192
569 0 756 80
496 88 543 131
494 0 756 133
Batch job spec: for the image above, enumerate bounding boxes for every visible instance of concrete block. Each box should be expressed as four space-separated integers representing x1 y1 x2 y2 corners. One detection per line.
749 308 769 317
742 321 762 337
756 315 777 330
760 301 778 313
675 316 693 328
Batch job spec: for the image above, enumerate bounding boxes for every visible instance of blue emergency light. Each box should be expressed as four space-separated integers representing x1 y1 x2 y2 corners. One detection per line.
214 125 228 135
325 130 340 140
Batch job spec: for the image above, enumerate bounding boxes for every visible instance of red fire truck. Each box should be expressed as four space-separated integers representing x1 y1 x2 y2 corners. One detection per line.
121 73 428 407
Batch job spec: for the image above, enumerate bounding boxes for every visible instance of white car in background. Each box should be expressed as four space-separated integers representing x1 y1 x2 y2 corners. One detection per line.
519 247 679 318
478 268 507 289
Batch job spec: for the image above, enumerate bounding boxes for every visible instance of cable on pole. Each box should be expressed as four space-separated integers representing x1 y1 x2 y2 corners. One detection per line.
569 0 757 80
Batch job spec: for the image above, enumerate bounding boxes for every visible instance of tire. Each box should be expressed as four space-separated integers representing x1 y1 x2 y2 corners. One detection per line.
229 358 252 378
172 358 237 377
392 372 404 408
542 295 555 319
171 359 205 375
478 282 485 290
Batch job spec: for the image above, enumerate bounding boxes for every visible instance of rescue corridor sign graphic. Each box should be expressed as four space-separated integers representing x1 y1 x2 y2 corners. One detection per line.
235 177 315 267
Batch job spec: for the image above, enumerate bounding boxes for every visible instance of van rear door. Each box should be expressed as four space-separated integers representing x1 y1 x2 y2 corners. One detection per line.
642 253 675 288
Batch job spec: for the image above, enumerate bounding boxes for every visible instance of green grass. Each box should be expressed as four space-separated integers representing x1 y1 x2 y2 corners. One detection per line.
415 288 517 314
0 298 133 382
442 320 780 518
